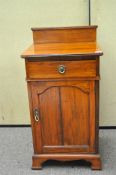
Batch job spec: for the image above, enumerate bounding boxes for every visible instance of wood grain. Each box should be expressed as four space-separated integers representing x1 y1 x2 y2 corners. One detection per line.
32 26 97 44
60 86 89 146
22 26 103 170
26 60 97 79
39 87 62 146
30 81 96 154
32 154 102 170
21 26 103 58
21 42 103 58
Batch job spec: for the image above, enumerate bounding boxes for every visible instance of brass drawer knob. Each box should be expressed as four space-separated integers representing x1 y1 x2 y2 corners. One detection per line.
58 65 66 74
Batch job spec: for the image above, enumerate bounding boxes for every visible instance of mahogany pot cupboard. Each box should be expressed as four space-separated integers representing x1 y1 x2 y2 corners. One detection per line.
21 26 103 170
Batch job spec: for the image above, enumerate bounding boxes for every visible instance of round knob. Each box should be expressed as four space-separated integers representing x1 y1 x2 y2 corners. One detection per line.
58 65 66 74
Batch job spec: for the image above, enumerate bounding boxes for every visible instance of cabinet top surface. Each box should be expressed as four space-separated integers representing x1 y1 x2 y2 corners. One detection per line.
21 42 103 58
21 26 103 59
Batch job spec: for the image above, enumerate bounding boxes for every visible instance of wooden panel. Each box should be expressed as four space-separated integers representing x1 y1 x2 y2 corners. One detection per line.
35 81 92 153
35 81 90 94
29 80 95 154
39 87 62 146
32 26 97 44
27 83 42 154
21 42 103 58
32 154 102 170
26 60 96 79
60 86 89 146
30 83 43 154
43 145 89 153
89 81 96 152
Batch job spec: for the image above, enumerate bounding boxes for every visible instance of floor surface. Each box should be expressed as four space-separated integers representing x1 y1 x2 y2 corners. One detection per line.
0 128 115 175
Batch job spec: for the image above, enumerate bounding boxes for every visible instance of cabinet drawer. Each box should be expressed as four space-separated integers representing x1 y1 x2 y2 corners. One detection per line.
26 60 96 79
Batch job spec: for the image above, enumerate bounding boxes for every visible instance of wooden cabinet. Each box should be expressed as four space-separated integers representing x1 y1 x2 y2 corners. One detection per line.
21 26 103 170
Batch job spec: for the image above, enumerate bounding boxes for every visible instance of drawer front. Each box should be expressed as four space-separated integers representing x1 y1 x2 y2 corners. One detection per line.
26 60 96 79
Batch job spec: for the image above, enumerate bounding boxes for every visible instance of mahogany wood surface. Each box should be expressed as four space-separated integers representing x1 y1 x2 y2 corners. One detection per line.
21 26 103 170
32 26 97 44
21 42 102 58
29 81 95 154
32 154 102 170
21 26 103 58
26 60 96 79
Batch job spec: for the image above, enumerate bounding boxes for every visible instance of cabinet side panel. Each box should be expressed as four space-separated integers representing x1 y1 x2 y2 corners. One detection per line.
89 81 96 152
31 83 43 153
60 87 89 146
39 87 62 146
27 83 37 153
95 81 99 153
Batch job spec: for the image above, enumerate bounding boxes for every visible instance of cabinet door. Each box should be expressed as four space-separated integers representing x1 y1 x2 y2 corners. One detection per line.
29 81 96 154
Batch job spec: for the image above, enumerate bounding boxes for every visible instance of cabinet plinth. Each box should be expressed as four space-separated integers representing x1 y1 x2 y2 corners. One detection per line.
21 26 103 170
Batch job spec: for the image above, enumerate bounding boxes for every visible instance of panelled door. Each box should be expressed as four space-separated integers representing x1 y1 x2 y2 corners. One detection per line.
30 80 96 154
